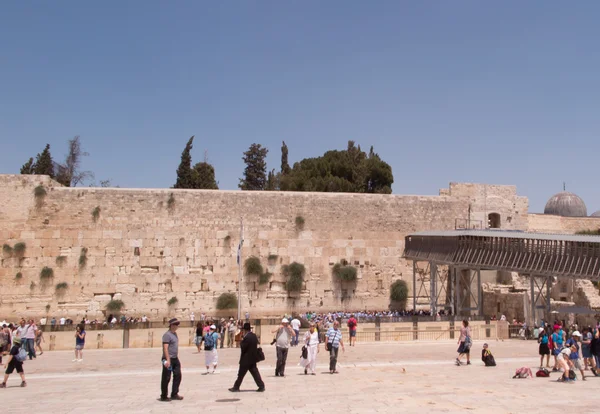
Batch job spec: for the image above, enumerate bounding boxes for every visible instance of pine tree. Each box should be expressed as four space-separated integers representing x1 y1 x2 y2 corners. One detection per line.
174 136 195 188
239 143 268 191
281 141 291 175
20 158 35 174
33 144 55 177
192 162 219 189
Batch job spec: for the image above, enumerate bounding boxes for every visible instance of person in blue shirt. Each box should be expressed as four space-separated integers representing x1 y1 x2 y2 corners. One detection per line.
538 328 550 369
565 331 585 381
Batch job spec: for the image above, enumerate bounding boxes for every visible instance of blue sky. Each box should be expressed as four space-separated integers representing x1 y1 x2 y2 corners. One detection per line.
1 1 599 214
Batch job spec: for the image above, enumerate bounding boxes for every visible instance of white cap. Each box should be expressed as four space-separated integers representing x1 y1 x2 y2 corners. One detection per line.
572 330 582 337
210 324 216 330
282 318 289 323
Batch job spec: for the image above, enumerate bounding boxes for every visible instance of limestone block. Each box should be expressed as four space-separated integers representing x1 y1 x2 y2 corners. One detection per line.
113 293 122 300
116 283 137 294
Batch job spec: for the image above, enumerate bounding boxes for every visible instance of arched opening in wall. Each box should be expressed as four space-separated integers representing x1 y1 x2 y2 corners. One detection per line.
488 213 501 229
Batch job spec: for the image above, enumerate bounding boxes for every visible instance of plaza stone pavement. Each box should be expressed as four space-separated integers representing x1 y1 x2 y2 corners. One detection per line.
2 340 598 414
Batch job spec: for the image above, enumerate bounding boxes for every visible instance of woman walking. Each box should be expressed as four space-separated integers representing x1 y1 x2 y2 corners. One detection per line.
203 325 219 374
35 325 44 356
538 327 550 368
301 323 320 375
456 320 471 366
194 321 203 353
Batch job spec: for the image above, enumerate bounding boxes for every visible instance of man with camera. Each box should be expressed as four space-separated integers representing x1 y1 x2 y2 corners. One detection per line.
272 318 294 377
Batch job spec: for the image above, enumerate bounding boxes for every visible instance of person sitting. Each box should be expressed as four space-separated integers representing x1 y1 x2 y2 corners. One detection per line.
481 343 496 367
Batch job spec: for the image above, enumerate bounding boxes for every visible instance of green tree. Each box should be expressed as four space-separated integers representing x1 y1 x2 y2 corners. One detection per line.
239 143 268 191
174 136 195 189
33 144 55 177
265 169 277 191
279 141 393 193
192 162 219 189
281 141 291 175
20 158 35 174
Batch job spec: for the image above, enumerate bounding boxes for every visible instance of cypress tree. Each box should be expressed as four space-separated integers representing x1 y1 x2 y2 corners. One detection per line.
239 143 268 191
174 136 195 188
33 144 55 177
281 141 291 175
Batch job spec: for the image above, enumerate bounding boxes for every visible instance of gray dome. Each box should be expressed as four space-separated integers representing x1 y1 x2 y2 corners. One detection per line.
592 210 600 217
544 192 587 217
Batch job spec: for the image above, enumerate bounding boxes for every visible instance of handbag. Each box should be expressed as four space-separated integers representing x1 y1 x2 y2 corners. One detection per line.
256 347 265 362
301 345 308 359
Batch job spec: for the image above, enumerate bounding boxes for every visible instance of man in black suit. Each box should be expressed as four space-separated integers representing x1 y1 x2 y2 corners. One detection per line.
229 322 265 392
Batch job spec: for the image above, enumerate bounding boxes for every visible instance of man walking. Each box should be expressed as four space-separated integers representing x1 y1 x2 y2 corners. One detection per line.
272 318 294 377
347 314 358 346
227 318 236 348
229 322 265 392
160 318 183 402
290 316 301 347
326 321 345 374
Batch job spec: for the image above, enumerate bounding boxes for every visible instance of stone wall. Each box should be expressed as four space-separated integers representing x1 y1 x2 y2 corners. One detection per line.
0 175 528 320
528 213 600 234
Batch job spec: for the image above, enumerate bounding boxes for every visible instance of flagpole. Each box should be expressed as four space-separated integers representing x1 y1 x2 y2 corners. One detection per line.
237 217 243 321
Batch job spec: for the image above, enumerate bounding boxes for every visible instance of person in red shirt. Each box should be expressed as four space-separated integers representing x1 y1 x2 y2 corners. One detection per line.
347 314 358 347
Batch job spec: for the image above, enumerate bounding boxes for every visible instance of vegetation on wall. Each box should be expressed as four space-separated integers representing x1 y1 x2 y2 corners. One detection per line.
15 272 23 280
92 206 101 222
282 262 305 292
167 193 175 211
167 296 178 306
576 229 600 235
34 185 47 208
259 271 272 285
13 242 26 258
56 255 67 266
216 292 238 310
332 260 358 282
2 244 12 257
244 256 263 276
40 266 54 280
106 299 125 313
295 215 305 231
79 247 88 269
267 254 278 262
390 280 409 304
55 282 68 291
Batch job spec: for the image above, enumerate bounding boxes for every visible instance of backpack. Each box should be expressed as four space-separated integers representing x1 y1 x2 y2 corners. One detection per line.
536 368 550 377
204 332 216 351
15 347 28 362
568 370 576 380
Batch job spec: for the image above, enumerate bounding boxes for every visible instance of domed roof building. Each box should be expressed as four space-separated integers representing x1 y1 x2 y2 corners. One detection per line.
544 192 587 217
592 210 600 217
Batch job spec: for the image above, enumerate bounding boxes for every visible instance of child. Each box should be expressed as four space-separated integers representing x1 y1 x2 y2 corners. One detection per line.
481 343 496 366
0 336 26 388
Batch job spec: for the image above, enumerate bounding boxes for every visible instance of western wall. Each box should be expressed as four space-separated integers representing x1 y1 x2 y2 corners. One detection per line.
1 174 599 321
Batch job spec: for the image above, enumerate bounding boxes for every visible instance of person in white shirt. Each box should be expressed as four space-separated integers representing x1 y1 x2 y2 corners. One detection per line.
141 315 148 323
190 312 195 323
290 318 301 346
557 344 577 382
60 317 66 325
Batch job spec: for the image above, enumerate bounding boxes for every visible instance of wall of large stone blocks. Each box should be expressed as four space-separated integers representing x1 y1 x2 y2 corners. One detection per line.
527 213 600 234
0 175 529 321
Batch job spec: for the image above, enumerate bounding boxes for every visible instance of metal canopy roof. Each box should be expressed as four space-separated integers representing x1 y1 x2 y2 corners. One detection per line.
403 230 600 281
